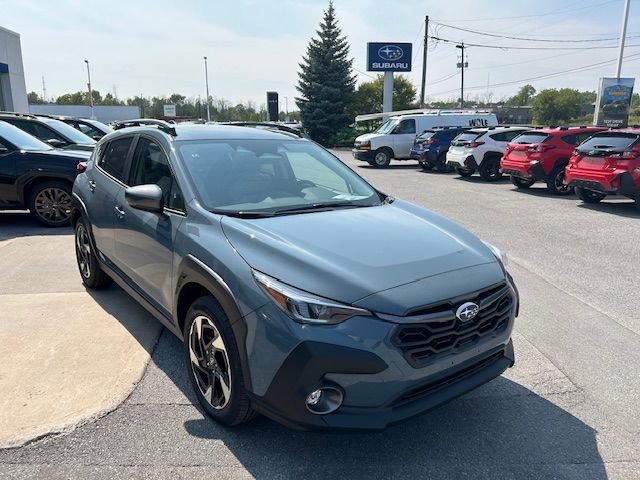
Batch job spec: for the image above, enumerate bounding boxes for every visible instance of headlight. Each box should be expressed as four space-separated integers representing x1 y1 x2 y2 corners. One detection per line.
253 271 372 325
483 241 508 267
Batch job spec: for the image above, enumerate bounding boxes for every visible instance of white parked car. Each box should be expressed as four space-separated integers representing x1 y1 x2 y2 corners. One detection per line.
352 110 498 168
446 126 529 181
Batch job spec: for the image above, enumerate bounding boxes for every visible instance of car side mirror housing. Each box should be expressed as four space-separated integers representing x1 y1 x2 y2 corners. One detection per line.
125 184 164 213
46 138 66 147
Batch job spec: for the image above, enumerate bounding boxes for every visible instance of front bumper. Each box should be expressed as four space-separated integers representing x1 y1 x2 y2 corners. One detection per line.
246 279 517 431
352 148 372 161
252 340 514 431
566 170 639 197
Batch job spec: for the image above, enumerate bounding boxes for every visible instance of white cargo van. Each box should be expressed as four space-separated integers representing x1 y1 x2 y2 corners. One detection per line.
352 110 498 168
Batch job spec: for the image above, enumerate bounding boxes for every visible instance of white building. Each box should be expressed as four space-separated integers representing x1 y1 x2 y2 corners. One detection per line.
0 26 28 112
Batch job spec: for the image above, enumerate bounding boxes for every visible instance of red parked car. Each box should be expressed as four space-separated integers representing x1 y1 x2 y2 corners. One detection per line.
565 128 640 210
501 126 606 195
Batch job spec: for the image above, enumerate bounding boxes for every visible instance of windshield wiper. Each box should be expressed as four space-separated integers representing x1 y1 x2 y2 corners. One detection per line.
210 209 277 218
273 201 371 215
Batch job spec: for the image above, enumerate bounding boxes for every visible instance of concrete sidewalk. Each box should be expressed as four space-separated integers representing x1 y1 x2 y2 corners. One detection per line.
0 217 162 448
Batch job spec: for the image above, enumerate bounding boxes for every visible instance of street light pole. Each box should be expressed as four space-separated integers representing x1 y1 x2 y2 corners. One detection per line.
84 60 94 119
204 56 211 122
456 43 466 108
419 15 429 108
615 0 631 78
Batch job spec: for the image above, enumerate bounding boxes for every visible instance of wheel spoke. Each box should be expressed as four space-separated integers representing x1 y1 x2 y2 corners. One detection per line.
216 371 231 403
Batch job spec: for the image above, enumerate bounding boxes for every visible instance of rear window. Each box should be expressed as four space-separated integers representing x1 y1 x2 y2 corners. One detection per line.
577 133 639 152
511 132 550 145
416 130 435 141
452 131 483 144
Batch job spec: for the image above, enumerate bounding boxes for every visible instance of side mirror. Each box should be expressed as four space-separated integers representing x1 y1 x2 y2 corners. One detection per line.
125 184 164 213
46 138 66 147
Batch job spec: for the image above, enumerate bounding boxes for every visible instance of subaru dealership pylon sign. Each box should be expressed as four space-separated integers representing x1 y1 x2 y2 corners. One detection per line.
594 77 635 128
367 43 412 72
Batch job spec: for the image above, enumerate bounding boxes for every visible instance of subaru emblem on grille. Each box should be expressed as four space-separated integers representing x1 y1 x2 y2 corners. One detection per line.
456 302 479 322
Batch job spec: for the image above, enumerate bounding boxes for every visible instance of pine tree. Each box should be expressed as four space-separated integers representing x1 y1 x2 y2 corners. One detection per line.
296 1 356 146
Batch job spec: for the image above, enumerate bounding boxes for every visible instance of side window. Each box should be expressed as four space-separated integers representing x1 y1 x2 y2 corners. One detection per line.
396 119 416 134
574 133 593 145
9 120 38 138
99 137 133 182
489 132 506 142
77 123 101 138
34 124 67 143
0 138 12 154
561 134 577 145
129 137 184 211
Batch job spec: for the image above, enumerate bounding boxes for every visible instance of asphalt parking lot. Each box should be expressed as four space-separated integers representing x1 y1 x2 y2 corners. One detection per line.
1 151 639 479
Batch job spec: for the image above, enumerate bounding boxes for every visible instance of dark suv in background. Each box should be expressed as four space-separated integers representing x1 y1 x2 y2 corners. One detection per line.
39 115 113 140
0 120 89 226
72 122 518 431
411 126 470 172
0 112 96 151
501 126 606 195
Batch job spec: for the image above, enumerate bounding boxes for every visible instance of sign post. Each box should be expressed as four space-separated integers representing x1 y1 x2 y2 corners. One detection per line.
366 42 412 115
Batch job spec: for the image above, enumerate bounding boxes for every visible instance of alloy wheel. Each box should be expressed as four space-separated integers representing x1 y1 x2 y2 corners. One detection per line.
188 315 232 409
75 223 92 279
34 187 72 224
553 170 570 193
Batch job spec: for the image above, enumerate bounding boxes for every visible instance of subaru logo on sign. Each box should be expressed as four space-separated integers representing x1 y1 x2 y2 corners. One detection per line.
456 302 479 322
378 45 404 61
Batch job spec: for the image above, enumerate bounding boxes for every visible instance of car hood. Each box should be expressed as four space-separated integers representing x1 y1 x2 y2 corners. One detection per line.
221 200 502 315
355 133 383 143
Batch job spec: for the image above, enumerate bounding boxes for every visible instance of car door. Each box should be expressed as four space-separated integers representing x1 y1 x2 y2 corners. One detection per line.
87 136 135 263
392 118 417 158
0 138 19 207
111 136 185 315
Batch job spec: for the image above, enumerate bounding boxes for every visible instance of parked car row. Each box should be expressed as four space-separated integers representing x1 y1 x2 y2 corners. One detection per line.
0 112 113 226
353 112 640 212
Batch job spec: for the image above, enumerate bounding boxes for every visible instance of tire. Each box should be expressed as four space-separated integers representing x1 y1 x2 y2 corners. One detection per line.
29 180 73 227
511 176 536 189
419 160 434 171
183 296 256 426
74 217 112 289
575 186 606 204
435 153 453 173
479 157 503 182
455 167 474 177
372 148 392 168
546 165 572 195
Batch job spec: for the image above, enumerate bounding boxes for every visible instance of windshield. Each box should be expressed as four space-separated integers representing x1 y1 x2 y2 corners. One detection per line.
41 118 97 144
0 121 52 151
511 132 550 144
177 139 382 215
576 133 639 153
374 118 399 134
452 131 483 145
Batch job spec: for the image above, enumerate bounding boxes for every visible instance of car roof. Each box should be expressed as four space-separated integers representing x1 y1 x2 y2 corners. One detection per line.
109 124 307 142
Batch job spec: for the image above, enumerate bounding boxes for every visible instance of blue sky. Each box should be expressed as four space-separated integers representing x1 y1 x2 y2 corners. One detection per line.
1 0 638 108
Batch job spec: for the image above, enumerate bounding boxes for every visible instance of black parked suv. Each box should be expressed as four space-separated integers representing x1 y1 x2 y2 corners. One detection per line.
0 121 89 226
39 115 113 140
0 112 96 151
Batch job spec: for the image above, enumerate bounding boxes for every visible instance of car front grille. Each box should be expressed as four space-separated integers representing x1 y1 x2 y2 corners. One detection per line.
391 283 513 368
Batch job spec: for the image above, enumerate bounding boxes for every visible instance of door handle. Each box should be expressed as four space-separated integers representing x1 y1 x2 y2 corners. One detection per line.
114 205 126 219
88 180 96 192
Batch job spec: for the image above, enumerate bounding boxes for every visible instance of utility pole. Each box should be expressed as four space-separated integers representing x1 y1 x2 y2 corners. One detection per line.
615 0 631 78
204 56 211 122
84 60 94 119
456 43 466 108
41 76 47 103
419 15 429 107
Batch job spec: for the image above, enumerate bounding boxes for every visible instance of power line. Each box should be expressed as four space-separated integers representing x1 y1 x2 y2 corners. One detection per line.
432 0 620 23
427 51 640 97
434 23 640 43
429 35 640 50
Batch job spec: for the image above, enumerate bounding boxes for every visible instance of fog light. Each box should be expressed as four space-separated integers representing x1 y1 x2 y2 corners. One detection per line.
305 387 343 415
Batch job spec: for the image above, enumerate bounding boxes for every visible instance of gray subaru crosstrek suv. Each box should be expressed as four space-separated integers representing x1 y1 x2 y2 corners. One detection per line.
71 123 519 431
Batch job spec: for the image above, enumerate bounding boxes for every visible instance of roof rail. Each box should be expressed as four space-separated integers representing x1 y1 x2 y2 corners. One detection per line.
0 111 37 118
111 118 177 136
225 122 305 138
